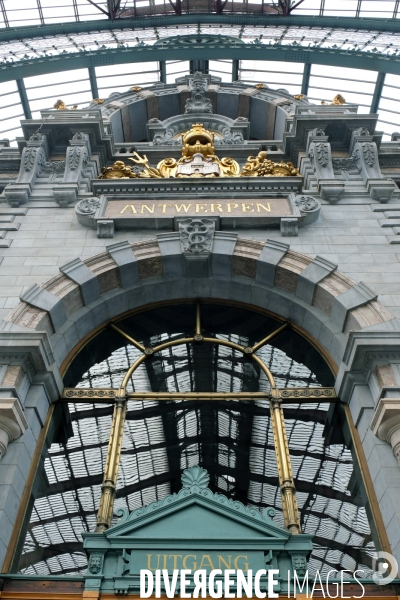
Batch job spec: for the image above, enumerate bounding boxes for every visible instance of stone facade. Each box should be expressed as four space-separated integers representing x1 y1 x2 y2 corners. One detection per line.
0 73 400 572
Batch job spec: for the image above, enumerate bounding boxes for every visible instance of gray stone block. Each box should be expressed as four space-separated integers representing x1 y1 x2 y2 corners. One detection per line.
379 219 400 227
330 282 378 331
106 240 139 289
280 217 298 237
156 232 183 279
105 290 129 319
20 283 67 332
97 220 114 238
59 258 101 305
212 231 238 277
256 239 289 288
296 256 337 305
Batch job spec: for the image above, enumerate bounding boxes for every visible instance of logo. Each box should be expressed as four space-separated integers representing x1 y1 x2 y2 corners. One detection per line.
372 552 398 585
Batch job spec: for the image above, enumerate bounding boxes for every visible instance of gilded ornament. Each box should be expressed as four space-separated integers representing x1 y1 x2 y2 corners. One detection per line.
53 99 78 110
293 94 306 100
240 151 300 177
255 83 266 89
130 86 142 92
93 98 105 104
125 123 239 179
321 94 346 106
99 160 138 179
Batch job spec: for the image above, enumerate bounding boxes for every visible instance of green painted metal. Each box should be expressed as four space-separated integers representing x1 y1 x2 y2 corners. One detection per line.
159 60 166 84
301 63 311 96
82 466 312 596
1 14 400 43
16 79 31 119
88 66 99 99
371 71 386 114
2 40 400 84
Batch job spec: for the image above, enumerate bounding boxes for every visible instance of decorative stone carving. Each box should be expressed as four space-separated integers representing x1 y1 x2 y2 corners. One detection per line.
352 127 370 136
332 155 360 172
306 129 344 204
97 220 114 239
181 465 210 489
371 397 400 466
291 555 307 577
40 161 66 175
5 131 49 206
152 130 180 146
360 142 375 167
88 553 104 575
294 195 321 225
294 195 318 213
214 130 244 145
0 398 28 459
280 217 298 237
68 146 88 170
184 71 213 114
76 197 101 217
24 147 45 172
314 142 329 167
72 132 89 141
179 218 215 253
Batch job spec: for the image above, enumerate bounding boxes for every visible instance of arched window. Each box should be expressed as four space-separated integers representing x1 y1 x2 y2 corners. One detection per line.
15 302 377 578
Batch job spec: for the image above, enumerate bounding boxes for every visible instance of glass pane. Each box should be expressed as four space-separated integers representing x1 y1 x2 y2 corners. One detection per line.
17 304 376 579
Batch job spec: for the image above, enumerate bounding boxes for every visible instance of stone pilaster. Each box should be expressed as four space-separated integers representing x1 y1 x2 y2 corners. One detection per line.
4 133 49 206
306 128 344 203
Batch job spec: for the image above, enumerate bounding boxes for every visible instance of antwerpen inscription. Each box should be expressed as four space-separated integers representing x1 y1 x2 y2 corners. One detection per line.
104 199 291 218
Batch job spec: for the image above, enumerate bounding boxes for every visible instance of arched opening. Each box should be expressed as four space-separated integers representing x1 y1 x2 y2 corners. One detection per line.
15 301 377 579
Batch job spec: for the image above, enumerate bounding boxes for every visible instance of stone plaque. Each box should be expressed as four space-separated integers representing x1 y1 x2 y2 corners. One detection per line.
75 195 303 237
104 198 291 220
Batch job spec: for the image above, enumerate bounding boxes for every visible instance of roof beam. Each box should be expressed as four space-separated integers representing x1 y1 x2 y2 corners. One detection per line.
160 60 167 84
16 79 32 120
370 71 386 114
3 39 400 84
232 58 239 82
301 62 311 96
88 66 99 99
3 15 400 44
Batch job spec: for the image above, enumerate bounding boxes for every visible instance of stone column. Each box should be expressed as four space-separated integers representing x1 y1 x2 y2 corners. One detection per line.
371 365 400 465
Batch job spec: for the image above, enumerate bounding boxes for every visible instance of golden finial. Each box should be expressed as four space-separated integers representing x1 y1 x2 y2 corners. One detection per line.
53 99 67 110
53 99 78 110
255 83 266 89
321 94 346 105
93 98 105 104
293 94 306 100
130 86 142 92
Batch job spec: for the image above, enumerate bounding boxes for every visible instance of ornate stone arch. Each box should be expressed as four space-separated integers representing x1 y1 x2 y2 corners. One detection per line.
0 233 399 569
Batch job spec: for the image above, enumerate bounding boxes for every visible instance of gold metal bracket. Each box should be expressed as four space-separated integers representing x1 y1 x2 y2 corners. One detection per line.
70 307 330 532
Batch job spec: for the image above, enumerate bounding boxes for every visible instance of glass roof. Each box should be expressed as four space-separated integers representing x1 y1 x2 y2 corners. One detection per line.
1 0 400 27
0 2 399 144
18 304 375 578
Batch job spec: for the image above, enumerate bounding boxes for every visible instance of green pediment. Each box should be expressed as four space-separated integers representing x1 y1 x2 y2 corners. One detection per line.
83 466 313 596
103 466 289 545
